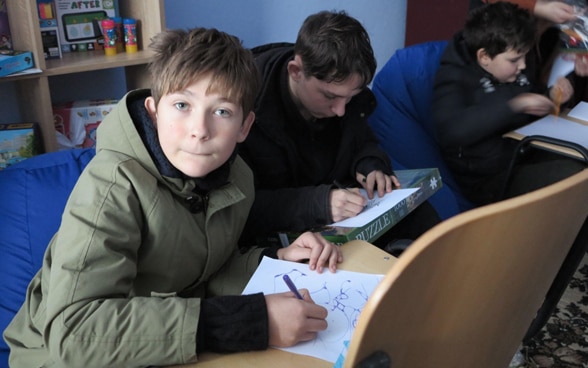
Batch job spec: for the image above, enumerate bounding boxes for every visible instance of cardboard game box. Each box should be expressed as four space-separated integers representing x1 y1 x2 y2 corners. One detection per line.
0 51 34 77
0 123 42 170
52 99 117 149
262 168 443 246
54 0 118 53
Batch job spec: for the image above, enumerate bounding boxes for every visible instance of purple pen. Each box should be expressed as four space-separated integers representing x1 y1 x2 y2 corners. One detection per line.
282 274 304 300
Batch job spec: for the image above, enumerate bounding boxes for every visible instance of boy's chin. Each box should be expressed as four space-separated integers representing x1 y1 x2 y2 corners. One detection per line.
178 164 219 179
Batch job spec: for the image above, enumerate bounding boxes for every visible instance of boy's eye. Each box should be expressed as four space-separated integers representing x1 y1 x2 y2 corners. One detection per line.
174 102 189 111
214 108 231 117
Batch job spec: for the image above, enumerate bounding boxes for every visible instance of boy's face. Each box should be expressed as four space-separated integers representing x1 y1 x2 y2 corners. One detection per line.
287 55 363 120
145 74 254 178
478 47 527 83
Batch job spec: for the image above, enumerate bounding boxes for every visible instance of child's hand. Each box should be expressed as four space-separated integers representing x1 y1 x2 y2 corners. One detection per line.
534 0 576 24
329 187 366 222
508 93 555 116
356 171 401 199
265 290 328 347
550 77 573 103
574 54 588 76
278 232 343 273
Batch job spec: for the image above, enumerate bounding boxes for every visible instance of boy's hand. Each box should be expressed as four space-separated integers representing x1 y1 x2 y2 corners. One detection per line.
574 54 588 76
265 290 328 347
329 187 366 221
509 93 555 116
534 0 576 24
357 171 400 199
550 77 573 104
278 232 343 273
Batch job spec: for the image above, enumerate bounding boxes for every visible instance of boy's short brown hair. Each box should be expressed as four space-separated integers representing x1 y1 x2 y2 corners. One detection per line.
294 10 376 88
148 28 260 117
463 2 536 57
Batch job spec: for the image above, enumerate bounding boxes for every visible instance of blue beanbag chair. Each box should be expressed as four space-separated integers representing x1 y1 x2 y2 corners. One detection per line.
369 40 475 219
0 148 95 367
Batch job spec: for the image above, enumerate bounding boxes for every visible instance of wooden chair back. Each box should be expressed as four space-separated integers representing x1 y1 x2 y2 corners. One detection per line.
344 168 588 367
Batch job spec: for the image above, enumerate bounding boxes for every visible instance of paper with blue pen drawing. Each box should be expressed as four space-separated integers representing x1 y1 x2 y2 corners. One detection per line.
514 115 588 148
242 256 384 363
328 188 418 228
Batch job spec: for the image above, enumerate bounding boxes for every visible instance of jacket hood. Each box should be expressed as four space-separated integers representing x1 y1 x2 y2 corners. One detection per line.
96 89 160 178
443 32 485 75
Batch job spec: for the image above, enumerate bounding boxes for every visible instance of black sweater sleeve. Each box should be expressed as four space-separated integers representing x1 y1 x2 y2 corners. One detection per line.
196 293 268 353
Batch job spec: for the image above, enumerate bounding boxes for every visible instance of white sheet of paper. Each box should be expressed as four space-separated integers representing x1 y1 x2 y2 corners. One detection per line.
328 188 418 228
514 115 588 148
548 53 575 87
242 257 384 363
567 101 588 121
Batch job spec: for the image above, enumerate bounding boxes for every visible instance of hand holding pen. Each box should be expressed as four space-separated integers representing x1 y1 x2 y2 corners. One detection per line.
330 180 367 222
550 77 574 119
264 276 328 347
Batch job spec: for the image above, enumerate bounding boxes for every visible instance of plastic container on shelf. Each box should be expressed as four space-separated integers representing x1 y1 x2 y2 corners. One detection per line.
100 19 117 56
123 18 138 53
112 16 124 53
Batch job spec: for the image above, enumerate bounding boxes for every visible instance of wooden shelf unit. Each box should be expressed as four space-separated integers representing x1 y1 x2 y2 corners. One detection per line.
2 0 165 152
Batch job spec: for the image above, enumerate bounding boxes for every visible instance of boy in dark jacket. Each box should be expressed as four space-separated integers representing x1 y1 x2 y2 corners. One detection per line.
238 10 441 252
432 2 584 205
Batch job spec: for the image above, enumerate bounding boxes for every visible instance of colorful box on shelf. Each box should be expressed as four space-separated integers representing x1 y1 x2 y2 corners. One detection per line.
0 51 35 77
52 99 118 150
37 0 62 59
0 123 43 171
261 168 443 247
54 0 119 53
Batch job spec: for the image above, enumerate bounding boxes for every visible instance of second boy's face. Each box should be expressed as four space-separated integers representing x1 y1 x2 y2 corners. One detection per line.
288 55 363 120
145 74 254 178
479 48 527 83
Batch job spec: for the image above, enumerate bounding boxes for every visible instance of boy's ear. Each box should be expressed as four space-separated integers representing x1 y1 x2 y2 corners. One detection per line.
476 48 491 66
237 111 255 143
145 96 157 125
287 55 304 82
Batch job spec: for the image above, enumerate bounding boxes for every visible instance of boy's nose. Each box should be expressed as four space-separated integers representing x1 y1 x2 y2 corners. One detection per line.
331 99 346 117
190 116 210 140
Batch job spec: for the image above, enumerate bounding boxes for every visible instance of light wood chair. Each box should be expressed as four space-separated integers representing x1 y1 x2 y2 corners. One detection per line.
344 168 588 367
175 169 588 368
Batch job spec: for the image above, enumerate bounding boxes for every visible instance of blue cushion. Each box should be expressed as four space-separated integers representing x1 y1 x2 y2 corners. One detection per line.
0 148 95 367
369 41 475 219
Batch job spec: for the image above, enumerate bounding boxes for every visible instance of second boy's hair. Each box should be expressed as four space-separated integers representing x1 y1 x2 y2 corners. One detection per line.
463 2 536 58
148 28 260 116
294 10 377 88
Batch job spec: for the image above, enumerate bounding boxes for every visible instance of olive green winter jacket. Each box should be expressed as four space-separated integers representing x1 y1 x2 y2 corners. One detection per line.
3 89 264 367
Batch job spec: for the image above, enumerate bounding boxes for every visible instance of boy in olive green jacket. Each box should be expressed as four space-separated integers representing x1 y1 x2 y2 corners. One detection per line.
4 28 342 368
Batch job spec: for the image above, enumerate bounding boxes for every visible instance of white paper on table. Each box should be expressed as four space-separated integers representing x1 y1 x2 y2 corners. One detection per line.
329 188 418 228
514 115 588 148
567 101 588 121
242 257 384 363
